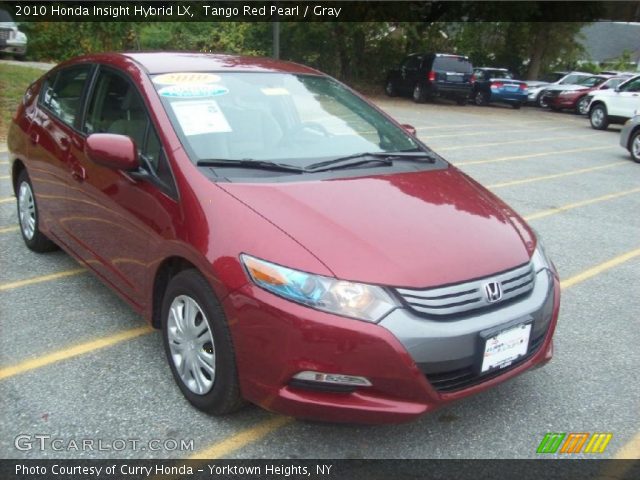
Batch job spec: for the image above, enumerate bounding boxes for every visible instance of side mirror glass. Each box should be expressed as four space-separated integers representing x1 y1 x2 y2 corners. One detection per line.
85 134 139 171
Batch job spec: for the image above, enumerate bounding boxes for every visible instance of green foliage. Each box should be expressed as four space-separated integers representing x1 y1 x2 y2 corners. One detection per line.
0 63 44 139
18 21 598 85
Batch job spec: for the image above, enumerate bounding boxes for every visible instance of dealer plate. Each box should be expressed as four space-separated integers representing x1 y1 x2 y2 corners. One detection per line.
481 322 531 373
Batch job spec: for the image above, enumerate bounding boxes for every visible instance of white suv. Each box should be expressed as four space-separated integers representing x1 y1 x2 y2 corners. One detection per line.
587 75 640 130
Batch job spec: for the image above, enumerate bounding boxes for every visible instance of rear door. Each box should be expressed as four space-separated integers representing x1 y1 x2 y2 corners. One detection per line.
62 65 179 309
26 64 93 241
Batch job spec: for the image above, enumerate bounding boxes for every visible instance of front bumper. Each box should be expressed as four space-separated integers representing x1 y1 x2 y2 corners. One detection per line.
0 39 27 55
548 95 579 109
223 266 560 424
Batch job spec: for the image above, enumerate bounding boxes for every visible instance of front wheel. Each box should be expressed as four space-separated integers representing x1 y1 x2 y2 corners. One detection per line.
629 130 640 163
16 170 57 252
537 93 548 108
162 269 245 415
576 96 590 115
412 83 426 103
589 104 609 130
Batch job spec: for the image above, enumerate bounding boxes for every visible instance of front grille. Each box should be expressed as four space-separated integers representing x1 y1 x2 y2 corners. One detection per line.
0 29 12 40
425 332 546 393
395 262 535 317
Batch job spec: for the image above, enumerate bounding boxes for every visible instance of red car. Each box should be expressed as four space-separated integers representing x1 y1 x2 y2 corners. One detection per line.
542 75 630 114
7 53 560 424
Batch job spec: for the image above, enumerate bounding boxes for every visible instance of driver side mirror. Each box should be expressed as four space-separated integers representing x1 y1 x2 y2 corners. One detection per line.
85 134 140 171
400 124 417 136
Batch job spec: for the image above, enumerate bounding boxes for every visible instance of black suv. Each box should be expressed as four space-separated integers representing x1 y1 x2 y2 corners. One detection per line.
385 53 474 104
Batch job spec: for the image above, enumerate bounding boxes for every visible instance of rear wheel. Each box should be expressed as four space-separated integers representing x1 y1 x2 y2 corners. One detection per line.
589 104 609 130
629 130 640 163
162 269 245 415
412 83 426 103
16 170 57 252
576 96 589 115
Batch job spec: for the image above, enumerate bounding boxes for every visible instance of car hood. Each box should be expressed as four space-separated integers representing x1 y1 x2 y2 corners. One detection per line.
218 168 534 288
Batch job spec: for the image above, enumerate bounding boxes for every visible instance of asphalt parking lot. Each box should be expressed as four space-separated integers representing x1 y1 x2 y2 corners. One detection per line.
0 98 638 460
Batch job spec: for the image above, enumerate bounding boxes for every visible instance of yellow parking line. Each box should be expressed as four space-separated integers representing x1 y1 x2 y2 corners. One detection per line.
0 196 14 204
561 248 640 290
524 187 640 221
457 145 610 166
438 133 596 152
0 175 9 180
0 225 19 234
0 268 86 291
487 162 628 189
189 416 294 459
0 326 154 380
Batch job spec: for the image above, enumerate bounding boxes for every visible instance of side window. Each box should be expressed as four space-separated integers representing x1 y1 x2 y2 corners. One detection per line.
85 68 176 194
41 66 91 126
620 78 640 92
474 70 485 80
402 56 421 70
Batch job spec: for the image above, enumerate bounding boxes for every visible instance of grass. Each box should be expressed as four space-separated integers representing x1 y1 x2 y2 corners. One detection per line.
0 63 45 143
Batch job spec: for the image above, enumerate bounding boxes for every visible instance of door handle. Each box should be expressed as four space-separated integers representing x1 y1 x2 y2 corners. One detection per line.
70 163 86 182
59 136 70 149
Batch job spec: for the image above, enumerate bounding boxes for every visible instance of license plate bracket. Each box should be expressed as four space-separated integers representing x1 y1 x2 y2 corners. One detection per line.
477 318 532 375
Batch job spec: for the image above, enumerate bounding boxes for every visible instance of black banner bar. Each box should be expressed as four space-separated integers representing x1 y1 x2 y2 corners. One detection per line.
1 1 639 22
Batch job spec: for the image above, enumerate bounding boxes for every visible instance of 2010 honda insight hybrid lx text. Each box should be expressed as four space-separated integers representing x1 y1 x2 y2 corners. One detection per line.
7 53 560 423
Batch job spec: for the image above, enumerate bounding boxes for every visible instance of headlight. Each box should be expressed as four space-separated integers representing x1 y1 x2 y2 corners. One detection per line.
15 31 27 42
241 254 398 323
559 91 574 96
531 234 553 272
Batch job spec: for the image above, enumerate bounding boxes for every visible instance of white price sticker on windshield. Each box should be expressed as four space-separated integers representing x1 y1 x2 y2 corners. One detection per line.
170 100 232 136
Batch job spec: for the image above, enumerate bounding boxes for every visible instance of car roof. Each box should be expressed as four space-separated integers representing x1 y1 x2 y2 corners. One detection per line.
477 67 509 71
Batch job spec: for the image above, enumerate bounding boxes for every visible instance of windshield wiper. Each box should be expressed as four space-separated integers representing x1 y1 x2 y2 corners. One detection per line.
197 158 305 174
305 151 437 172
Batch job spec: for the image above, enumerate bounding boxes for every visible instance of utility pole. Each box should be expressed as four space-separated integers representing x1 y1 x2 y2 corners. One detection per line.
273 21 280 59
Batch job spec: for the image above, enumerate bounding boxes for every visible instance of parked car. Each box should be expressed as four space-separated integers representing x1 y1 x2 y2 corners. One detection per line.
587 75 640 130
471 68 528 108
0 9 27 58
542 75 629 115
8 52 559 424
385 53 473 105
619 112 640 162
528 71 593 107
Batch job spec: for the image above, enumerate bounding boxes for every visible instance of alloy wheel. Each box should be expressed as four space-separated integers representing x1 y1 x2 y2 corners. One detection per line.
166 295 216 395
18 181 36 240
591 108 604 128
632 133 640 162
577 97 589 115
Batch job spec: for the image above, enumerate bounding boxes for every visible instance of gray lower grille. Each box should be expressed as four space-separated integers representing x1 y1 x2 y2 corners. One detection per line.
396 262 535 316
0 29 12 40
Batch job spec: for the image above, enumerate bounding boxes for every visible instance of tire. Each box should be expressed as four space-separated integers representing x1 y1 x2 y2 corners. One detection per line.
474 91 488 106
161 269 245 415
576 96 589 115
536 93 548 108
384 80 397 97
456 97 467 106
511 102 522 109
589 104 609 130
16 170 57 252
629 130 640 163
412 83 426 103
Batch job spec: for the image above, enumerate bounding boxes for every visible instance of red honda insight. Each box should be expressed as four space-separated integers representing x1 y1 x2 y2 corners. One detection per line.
7 53 560 423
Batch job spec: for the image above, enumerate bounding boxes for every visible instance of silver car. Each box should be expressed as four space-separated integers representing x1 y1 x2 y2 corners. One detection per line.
620 113 640 163
0 10 27 58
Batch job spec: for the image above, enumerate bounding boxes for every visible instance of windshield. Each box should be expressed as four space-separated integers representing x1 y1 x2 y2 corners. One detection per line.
154 72 420 166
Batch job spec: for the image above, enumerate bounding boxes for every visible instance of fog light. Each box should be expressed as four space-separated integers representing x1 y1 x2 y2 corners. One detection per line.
292 371 372 387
